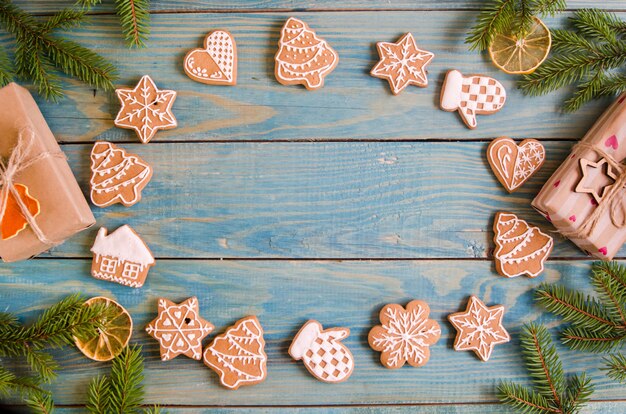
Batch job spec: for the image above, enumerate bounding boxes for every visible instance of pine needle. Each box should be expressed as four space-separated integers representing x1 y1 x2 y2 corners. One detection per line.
603 353 626 383
498 323 594 414
466 0 517 51
115 0 150 48
24 392 55 414
0 44 14 87
86 375 111 413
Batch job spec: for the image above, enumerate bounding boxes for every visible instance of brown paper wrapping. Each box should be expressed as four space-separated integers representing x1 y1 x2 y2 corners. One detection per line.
532 92 626 260
0 83 95 262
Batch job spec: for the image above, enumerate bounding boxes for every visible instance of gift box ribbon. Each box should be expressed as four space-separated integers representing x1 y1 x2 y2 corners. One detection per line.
562 141 626 240
0 128 65 244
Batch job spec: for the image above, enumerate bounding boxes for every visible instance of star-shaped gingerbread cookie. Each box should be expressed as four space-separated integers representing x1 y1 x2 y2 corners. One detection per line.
114 75 177 144
146 297 214 361
447 296 510 362
575 158 617 203
370 33 434 95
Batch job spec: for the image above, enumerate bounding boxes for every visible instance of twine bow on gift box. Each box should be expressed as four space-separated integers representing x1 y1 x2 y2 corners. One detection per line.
562 142 626 240
0 128 63 243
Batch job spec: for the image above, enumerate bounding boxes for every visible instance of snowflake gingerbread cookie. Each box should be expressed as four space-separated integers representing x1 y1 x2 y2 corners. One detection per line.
368 300 441 369
90 141 152 207
289 320 354 383
440 69 506 129
203 316 267 390
487 137 545 193
275 17 338 90
370 33 434 95
448 296 510 362
146 297 214 361
184 30 237 86
493 211 553 278
114 75 177 144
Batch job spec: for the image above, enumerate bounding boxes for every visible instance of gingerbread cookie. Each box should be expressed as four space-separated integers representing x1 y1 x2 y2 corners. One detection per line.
90 142 152 207
203 316 267 390
184 30 237 86
487 137 545 193
368 300 441 369
90 225 155 288
275 17 338 90
289 320 354 383
493 211 553 278
440 69 506 129
370 33 434 95
448 296 510 361
146 297 214 361
114 75 177 143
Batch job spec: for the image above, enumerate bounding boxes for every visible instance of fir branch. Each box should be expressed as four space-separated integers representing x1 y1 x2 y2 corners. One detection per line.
521 323 564 405
532 0 567 17
550 29 595 55
0 366 46 398
108 345 145 413
498 323 594 414
86 375 111 413
24 392 55 414
572 9 623 44
534 283 620 332
465 0 516 51
41 8 87 33
562 326 625 353
603 353 626 383
115 0 150 48
497 382 560 413
0 44 14 87
75 0 102 8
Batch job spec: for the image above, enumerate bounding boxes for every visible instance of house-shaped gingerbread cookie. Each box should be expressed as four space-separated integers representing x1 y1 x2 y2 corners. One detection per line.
90 225 155 288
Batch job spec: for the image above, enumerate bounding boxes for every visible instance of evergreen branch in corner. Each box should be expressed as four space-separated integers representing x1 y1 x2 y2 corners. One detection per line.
498 323 593 414
466 0 517 51
0 44 14 87
536 262 626 383
115 0 150 48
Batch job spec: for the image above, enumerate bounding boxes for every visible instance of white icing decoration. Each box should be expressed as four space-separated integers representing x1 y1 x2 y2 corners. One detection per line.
91 225 154 266
275 18 338 89
289 320 353 383
114 75 177 144
90 142 152 207
185 30 236 84
440 69 506 128
203 316 267 389
494 212 553 278
448 296 510 362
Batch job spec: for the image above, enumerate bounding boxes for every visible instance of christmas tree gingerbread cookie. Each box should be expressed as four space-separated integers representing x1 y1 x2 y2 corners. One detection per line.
370 33 434 95
184 30 237 86
114 75 177 144
448 296 510 361
440 69 506 129
90 142 153 207
203 316 267 390
493 211 553 278
146 297 214 361
368 300 441 369
289 320 354 383
275 17 338 90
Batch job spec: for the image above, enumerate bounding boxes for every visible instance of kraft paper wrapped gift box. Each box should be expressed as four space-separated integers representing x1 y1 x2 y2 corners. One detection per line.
532 92 626 260
0 83 95 262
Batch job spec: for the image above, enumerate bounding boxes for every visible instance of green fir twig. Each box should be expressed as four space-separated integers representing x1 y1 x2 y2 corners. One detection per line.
535 261 626 383
115 0 150 48
498 323 594 414
519 9 626 111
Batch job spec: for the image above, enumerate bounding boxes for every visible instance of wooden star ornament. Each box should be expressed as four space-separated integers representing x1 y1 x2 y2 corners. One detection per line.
146 297 214 361
114 75 177 144
447 296 510 362
370 33 434 95
575 158 617 204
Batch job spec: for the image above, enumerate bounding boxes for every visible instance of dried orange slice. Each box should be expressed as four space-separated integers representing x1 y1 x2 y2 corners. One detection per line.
1 183 40 240
74 297 133 361
488 17 551 75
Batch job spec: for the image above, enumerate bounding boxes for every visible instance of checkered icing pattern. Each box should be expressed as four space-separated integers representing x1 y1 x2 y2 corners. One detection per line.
206 31 235 80
304 336 354 382
460 76 506 113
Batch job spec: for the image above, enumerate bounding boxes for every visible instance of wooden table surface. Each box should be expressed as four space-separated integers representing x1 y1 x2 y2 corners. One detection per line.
2 1 626 412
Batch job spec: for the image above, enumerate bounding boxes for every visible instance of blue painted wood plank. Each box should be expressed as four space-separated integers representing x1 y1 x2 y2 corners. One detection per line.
15 1 626 13
0 12 621 142
0 259 622 405
34 140 626 260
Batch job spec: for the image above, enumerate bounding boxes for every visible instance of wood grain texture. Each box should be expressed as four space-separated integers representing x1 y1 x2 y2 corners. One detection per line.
14 0 626 13
0 259 623 405
40 140 625 260
1 12 623 142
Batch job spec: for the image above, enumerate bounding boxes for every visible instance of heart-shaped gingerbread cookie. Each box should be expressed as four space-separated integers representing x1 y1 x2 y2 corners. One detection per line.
487 136 545 192
184 30 237 85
